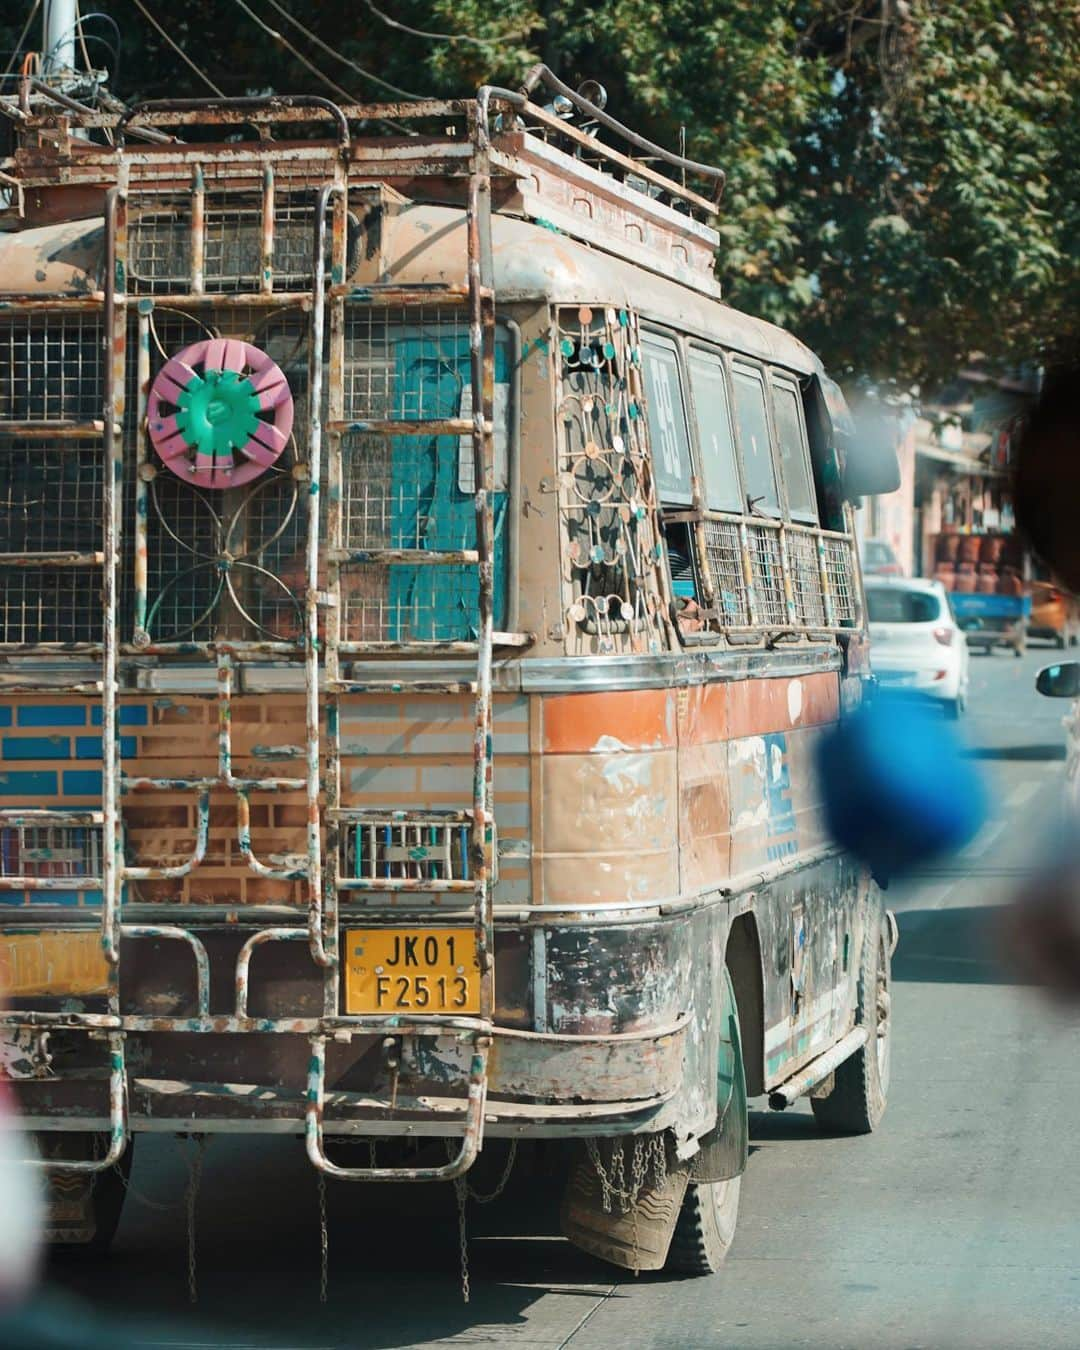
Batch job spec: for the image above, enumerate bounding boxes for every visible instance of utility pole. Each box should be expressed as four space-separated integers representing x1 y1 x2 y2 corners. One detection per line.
42 0 77 84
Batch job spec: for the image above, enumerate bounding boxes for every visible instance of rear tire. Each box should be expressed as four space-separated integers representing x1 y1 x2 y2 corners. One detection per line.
667 1175 741 1276
811 910 891 1134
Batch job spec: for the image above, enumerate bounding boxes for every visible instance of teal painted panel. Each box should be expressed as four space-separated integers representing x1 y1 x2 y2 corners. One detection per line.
387 331 509 640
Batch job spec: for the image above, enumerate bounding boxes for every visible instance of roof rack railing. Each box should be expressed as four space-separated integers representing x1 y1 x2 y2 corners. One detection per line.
117 95 351 148
478 64 725 218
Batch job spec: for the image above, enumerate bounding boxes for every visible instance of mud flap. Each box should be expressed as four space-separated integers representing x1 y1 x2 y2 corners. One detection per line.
692 966 748 1183
560 1143 690 1272
39 1132 132 1248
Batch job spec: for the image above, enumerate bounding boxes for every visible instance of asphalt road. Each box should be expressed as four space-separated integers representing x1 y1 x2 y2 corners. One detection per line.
37 642 1080 1350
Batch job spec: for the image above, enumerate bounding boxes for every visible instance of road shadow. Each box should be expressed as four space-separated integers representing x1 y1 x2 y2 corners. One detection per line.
49 1137 628 1349
964 743 1065 761
892 904 1023 985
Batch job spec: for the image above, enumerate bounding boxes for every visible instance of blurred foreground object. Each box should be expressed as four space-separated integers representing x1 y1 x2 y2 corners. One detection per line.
0 1081 42 1306
816 693 986 882
1000 660 1080 999
1014 367 1080 590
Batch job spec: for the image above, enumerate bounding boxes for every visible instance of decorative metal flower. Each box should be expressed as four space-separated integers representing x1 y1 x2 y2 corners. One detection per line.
141 469 306 643
147 338 294 489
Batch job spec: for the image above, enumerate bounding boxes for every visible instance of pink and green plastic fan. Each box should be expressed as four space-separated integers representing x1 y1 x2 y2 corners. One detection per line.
147 338 294 489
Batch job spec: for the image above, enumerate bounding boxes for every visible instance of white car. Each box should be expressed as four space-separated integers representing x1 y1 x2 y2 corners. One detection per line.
866 577 970 718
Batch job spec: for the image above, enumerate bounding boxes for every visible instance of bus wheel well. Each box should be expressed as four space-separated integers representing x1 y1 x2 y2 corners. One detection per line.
725 914 765 1099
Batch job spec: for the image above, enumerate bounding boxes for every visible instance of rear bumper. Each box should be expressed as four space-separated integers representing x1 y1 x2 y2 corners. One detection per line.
3 912 699 1143
11 1014 689 1140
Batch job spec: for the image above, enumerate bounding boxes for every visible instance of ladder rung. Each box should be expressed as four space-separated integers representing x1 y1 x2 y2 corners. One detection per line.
339 640 479 656
329 418 490 438
0 876 103 891
338 877 475 893
330 808 472 824
332 284 493 306
0 809 104 825
331 679 477 695
122 776 306 792
0 680 102 695
0 552 104 567
330 548 479 566
0 421 106 440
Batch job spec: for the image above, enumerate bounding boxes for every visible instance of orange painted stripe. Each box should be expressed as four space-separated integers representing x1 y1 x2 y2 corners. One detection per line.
725 672 838 740
541 690 676 753
679 683 729 744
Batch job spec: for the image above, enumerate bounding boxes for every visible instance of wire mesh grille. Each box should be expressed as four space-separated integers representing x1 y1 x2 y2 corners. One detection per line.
702 519 748 625
823 535 858 624
746 523 787 626
0 314 103 422
341 814 479 886
343 305 470 421
0 442 103 555
128 187 329 294
0 825 102 881
0 565 102 644
786 528 827 627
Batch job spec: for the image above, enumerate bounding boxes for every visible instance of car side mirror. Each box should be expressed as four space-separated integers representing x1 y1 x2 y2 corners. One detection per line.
1036 662 1080 698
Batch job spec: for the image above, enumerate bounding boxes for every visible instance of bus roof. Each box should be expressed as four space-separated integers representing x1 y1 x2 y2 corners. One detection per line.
0 202 821 378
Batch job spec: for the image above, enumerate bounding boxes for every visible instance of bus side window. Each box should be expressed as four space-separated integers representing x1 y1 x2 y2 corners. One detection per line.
642 333 694 506
771 374 818 524
731 362 780 517
688 347 742 513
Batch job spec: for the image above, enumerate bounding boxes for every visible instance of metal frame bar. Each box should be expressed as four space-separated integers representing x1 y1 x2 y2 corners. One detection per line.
1 92 535 1184
304 1032 490 1182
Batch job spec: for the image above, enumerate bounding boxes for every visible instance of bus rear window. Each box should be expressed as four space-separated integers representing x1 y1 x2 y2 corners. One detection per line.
772 377 817 523
643 334 693 505
732 363 780 517
689 349 742 513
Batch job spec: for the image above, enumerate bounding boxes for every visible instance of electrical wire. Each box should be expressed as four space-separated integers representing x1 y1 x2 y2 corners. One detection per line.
231 0 363 108
260 0 424 101
1 0 42 87
131 0 226 98
362 0 524 47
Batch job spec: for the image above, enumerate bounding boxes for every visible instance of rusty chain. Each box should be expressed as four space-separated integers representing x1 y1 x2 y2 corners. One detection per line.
453 1173 470 1304
184 1134 206 1304
318 1172 329 1304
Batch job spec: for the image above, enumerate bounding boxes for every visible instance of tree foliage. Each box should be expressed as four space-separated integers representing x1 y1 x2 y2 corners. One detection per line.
2 1 1077 384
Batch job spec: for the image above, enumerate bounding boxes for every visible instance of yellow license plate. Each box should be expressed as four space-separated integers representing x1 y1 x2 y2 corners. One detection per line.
343 928 481 1015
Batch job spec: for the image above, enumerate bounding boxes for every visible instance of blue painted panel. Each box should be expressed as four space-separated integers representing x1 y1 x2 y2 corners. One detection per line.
90 705 149 727
2 736 70 760
75 736 137 760
17 705 86 728
63 770 102 796
0 770 59 795
25 890 81 906
0 708 11 727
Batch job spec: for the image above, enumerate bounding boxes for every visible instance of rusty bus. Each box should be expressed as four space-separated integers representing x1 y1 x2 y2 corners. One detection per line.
0 69 898 1277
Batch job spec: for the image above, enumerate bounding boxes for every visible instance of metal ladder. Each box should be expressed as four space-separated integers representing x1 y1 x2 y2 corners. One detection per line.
2 99 500 1183
304 106 499 1180
0 186 129 1170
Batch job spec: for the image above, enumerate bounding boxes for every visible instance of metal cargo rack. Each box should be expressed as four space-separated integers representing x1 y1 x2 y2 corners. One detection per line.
0 79 729 1181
